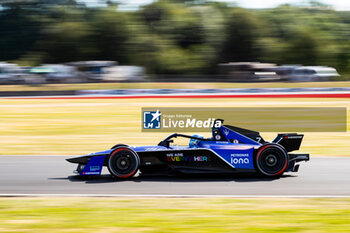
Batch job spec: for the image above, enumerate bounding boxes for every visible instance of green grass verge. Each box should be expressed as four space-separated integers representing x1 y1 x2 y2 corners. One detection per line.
1 81 350 92
0 198 349 233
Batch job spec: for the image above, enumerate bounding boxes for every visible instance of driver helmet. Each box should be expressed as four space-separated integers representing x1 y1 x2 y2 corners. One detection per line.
189 134 204 148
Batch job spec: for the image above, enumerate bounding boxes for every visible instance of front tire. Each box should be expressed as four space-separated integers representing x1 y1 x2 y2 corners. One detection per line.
255 144 288 177
108 148 139 178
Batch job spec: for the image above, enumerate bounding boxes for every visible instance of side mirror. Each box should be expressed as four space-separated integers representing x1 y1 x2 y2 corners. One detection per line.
158 139 173 148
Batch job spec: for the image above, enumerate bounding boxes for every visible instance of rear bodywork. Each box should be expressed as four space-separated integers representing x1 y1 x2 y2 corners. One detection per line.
67 124 309 177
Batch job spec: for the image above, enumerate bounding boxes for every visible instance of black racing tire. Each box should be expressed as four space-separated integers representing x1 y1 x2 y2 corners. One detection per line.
108 147 139 178
255 144 288 177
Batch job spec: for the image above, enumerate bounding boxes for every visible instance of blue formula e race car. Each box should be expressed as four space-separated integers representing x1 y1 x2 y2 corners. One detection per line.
67 120 309 178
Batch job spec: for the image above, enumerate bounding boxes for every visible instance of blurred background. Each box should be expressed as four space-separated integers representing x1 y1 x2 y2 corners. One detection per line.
0 0 350 157
0 0 349 83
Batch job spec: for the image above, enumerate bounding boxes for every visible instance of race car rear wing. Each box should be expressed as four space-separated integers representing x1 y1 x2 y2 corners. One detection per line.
273 134 304 152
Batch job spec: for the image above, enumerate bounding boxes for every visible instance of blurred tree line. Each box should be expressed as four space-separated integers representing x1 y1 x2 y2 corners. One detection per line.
0 0 349 75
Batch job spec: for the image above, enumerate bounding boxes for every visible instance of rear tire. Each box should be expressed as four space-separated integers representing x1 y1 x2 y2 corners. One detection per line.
108 148 139 178
255 144 288 177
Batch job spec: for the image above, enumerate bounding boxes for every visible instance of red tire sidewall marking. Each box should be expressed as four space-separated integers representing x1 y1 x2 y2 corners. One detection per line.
256 144 288 176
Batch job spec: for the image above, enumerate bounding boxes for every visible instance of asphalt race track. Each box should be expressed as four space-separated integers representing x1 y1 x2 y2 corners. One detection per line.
0 156 349 197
